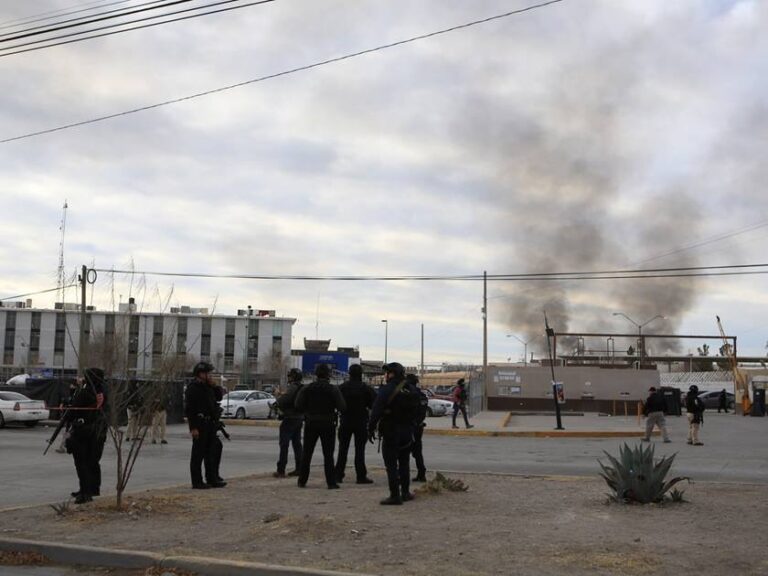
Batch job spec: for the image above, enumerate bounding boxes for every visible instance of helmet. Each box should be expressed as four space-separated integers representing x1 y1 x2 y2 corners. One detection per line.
315 363 331 379
688 385 699 394
457 378 465 386
193 361 215 377
405 373 419 386
383 362 405 380
349 364 363 380
287 368 303 383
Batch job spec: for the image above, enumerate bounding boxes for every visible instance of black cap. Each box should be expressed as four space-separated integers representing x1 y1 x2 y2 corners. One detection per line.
689 385 699 393
649 386 657 392
383 362 405 379
457 378 465 386
405 373 419 385
193 361 215 376
349 364 363 380
84 368 104 389
287 368 303 383
315 363 331 379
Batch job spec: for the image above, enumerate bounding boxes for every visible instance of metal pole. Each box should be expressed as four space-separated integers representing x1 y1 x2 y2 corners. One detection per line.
544 312 564 430
482 271 488 412
420 323 424 378
383 320 388 364
78 265 87 377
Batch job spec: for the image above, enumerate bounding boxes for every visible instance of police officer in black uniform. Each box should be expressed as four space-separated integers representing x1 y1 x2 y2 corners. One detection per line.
295 363 346 489
369 362 419 505
334 363 376 484
66 367 107 504
274 368 304 478
185 361 226 489
406 373 429 483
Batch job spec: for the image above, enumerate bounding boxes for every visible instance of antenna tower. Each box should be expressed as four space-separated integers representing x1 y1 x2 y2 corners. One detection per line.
57 200 68 303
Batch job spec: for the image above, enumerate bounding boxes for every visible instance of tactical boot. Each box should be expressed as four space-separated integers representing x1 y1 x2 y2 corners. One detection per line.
287 470 299 477
412 475 426 482
356 477 374 484
402 491 415 502
273 471 286 478
380 495 403 505
74 494 92 504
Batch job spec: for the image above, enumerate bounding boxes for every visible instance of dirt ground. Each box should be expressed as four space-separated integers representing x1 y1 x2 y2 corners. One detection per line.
3 471 767 576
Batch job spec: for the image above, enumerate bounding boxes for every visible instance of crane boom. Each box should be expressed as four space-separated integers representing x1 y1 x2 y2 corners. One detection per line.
715 315 751 414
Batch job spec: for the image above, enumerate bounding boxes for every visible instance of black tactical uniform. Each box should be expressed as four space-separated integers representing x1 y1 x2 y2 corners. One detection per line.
407 374 429 482
185 362 226 489
334 364 376 484
274 368 304 477
369 362 419 505
66 368 107 504
295 364 346 489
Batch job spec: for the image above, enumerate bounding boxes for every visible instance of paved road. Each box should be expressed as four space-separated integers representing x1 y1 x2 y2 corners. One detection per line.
1 412 766 510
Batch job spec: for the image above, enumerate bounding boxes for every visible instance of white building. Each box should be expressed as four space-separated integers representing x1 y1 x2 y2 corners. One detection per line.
0 300 295 387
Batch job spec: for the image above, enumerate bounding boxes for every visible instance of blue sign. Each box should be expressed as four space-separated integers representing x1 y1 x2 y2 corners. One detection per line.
302 352 350 374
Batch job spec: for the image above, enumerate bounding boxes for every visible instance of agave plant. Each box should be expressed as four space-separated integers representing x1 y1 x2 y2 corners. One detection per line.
598 442 689 504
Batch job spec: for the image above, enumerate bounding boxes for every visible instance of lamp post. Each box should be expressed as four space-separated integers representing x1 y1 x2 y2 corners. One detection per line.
506 334 534 366
612 312 665 368
381 319 388 364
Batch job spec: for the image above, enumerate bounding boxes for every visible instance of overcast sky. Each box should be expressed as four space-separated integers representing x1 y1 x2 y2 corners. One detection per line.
1 0 767 367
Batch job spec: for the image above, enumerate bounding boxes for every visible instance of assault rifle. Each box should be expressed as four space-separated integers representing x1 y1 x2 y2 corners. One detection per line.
216 420 231 441
43 407 71 455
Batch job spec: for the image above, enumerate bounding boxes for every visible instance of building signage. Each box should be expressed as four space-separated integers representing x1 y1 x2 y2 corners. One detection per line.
301 352 350 374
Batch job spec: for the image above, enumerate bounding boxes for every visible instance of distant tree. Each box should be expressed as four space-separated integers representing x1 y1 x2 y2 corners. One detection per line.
695 344 713 372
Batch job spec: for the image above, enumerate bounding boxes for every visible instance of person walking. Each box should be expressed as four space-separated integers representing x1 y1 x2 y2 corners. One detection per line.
273 368 304 478
718 388 729 413
295 364 346 489
642 386 671 443
451 378 473 429
65 368 107 504
407 373 429 483
686 385 705 446
369 362 420 505
185 362 227 489
150 382 169 444
334 364 377 485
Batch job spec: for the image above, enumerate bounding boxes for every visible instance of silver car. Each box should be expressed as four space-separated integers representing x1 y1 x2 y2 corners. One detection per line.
220 390 276 420
0 391 49 428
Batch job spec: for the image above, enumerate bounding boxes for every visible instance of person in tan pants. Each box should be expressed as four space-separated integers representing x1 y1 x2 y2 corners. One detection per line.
685 385 705 446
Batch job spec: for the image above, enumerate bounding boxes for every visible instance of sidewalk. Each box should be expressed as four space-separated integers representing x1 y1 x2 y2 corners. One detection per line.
224 411 653 438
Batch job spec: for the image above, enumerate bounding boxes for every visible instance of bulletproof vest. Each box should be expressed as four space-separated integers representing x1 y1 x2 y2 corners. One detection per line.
302 381 337 418
415 390 428 424
340 381 371 421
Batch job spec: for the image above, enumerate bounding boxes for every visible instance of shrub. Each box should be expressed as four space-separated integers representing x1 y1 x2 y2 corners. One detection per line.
598 442 689 504
418 472 469 494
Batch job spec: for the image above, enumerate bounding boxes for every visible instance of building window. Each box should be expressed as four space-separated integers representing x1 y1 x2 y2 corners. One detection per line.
3 311 16 364
224 318 235 367
201 317 211 360
54 313 66 365
152 316 163 356
176 316 187 356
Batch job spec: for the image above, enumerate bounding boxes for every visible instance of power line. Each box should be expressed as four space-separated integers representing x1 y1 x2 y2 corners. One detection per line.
0 0 137 30
0 0 565 143
0 0 264 55
0 284 79 302
93 262 768 282
0 0 192 41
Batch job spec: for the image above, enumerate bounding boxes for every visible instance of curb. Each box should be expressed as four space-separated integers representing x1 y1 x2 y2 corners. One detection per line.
226 417 653 438
0 537 371 576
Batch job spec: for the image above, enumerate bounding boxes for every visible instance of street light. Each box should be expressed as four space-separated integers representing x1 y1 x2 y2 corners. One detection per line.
381 319 388 364
506 334 535 366
612 312 665 367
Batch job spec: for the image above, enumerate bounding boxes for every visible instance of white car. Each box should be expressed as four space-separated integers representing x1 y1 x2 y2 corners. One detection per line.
220 390 275 420
427 397 453 417
0 391 49 428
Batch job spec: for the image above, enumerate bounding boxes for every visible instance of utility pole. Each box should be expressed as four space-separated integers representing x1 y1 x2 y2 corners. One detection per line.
78 265 88 377
482 271 488 412
420 323 424 378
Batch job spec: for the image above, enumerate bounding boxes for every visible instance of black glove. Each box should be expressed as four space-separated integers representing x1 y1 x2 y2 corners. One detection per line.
367 429 376 444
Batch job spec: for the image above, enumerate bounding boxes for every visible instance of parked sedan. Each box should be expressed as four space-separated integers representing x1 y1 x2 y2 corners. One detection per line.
220 390 275 420
0 391 49 428
427 397 453 417
698 390 735 411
